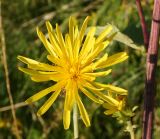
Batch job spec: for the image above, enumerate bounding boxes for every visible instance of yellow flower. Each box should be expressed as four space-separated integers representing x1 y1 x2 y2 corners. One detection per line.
18 16 128 129
103 94 126 115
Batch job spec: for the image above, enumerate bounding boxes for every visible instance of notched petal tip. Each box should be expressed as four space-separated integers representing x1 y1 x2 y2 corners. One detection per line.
17 56 25 64
123 52 128 55
17 55 22 60
120 52 129 59
36 27 42 37
121 52 128 56
64 121 70 130
86 16 90 19
83 16 91 22
64 126 69 130
63 110 71 130
17 55 29 64
55 23 59 28
46 21 53 32
36 27 40 33
37 109 43 117
69 16 73 21
18 66 23 71
37 112 42 117
104 110 113 115
124 55 129 61
85 122 91 127
25 98 33 104
99 100 104 104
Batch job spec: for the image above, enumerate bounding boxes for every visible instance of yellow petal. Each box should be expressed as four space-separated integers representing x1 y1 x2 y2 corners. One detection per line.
37 89 61 116
64 80 73 111
117 100 123 111
31 73 65 82
46 21 53 32
18 67 57 75
80 27 96 59
18 55 39 65
79 37 95 62
87 89 119 106
63 80 74 130
73 26 80 59
79 79 102 91
63 110 71 129
103 103 116 109
80 74 95 82
95 25 113 44
79 86 103 104
55 24 68 57
37 27 57 57
104 109 116 115
65 34 73 62
75 93 90 127
86 26 96 39
105 85 128 95
25 81 65 103
48 32 63 58
68 82 76 109
80 64 94 73
94 82 128 95
73 38 80 60
18 56 60 71
84 69 112 77
47 55 63 66
18 67 65 81
74 25 79 41
86 31 115 64
81 41 110 66
46 21 62 57
79 16 90 42
97 52 128 69
31 76 52 82
93 54 108 69
69 16 75 45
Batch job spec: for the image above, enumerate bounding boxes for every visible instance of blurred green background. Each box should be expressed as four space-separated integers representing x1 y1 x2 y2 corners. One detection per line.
0 0 160 139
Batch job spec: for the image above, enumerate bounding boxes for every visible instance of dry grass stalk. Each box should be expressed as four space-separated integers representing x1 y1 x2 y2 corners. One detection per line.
0 1 21 138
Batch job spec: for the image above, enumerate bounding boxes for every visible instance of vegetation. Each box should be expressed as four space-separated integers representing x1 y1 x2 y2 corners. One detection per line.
0 0 160 139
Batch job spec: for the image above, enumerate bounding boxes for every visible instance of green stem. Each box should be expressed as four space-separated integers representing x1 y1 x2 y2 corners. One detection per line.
73 103 79 139
127 121 135 139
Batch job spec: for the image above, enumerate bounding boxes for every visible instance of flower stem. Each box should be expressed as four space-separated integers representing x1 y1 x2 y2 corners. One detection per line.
127 121 135 139
73 103 79 139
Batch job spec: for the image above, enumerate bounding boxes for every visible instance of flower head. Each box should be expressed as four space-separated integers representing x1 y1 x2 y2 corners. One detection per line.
103 95 126 115
18 16 128 129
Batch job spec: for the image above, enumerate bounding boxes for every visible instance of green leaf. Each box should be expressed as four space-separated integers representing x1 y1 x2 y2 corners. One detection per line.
88 25 143 51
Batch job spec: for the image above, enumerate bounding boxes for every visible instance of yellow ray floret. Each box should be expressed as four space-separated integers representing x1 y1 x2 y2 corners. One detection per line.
103 97 126 115
37 89 61 116
18 16 128 129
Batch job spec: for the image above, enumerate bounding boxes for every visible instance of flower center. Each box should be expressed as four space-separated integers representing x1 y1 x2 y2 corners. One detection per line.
69 67 79 81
